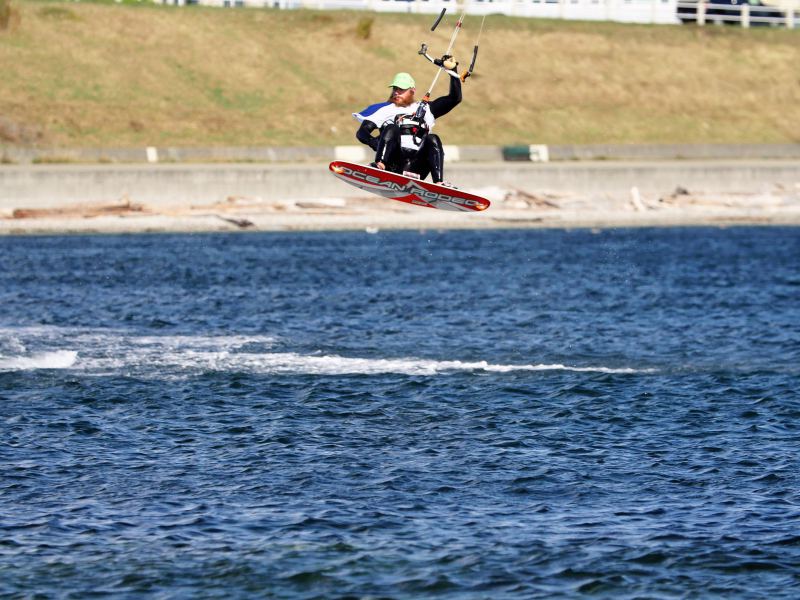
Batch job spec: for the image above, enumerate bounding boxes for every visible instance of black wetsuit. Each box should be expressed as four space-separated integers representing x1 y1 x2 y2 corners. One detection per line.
355 76 462 183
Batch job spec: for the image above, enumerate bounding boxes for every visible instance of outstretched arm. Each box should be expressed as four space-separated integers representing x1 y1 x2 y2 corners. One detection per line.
429 75 462 119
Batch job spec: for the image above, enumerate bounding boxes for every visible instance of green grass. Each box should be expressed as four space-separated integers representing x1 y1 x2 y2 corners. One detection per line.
0 0 798 148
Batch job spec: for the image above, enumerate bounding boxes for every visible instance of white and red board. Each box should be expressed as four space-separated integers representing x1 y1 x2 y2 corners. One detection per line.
329 161 490 212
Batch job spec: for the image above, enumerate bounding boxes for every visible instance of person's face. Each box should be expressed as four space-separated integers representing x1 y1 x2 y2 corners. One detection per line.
391 86 415 106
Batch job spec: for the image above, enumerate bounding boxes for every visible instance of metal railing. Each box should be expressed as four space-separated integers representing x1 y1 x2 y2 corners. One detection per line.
677 0 797 27
167 0 800 28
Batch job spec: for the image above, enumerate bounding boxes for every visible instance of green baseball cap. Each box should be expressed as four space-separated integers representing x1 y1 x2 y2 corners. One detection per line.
388 72 415 89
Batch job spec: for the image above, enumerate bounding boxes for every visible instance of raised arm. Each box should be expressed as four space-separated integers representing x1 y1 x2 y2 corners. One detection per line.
429 75 462 120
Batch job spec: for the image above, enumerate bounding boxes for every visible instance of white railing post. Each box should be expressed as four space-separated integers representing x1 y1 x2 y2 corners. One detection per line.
787 6 796 29
741 3 749 27
698 0 706 25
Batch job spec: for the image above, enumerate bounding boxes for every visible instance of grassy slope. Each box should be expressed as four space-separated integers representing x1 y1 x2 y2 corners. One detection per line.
1 0 798 147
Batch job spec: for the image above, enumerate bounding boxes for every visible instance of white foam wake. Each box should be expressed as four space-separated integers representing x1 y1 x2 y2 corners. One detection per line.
207 354 646 376
77 351 645 377
0 350 78 371
0 327 650 376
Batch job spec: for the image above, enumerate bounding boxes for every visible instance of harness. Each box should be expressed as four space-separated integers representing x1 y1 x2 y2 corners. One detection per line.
396 113 430 152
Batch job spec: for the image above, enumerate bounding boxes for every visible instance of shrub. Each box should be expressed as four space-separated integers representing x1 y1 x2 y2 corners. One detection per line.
0 0 20 31
355 17 373 41
37 6 80 21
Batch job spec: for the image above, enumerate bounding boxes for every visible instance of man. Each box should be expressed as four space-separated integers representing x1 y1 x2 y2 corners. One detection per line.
353 60 461 185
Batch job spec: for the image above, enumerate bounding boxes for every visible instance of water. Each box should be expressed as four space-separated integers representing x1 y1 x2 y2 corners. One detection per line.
1 227 799 599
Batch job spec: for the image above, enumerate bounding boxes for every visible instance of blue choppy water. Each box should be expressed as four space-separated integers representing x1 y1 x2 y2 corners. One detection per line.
1 227 799 598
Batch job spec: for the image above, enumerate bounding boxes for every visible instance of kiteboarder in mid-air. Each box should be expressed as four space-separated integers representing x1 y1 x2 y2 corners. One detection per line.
330 10 491 212
353 64 461 186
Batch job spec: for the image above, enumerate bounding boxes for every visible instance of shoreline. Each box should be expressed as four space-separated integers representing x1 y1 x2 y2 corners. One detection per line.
3 196 800 236
2 160 799 235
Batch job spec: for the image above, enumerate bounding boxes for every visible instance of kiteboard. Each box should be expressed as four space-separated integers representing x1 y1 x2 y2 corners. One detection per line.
329 161 490 212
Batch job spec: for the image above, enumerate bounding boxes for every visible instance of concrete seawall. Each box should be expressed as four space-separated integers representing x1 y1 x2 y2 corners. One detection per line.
2 160 800 210
4 143 800 166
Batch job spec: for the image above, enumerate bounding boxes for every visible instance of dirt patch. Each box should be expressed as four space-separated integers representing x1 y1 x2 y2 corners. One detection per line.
0 117 44 144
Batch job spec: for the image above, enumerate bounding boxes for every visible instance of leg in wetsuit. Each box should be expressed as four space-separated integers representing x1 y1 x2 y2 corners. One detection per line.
374 126 444 183
373 124 404 173
407 134 444 183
